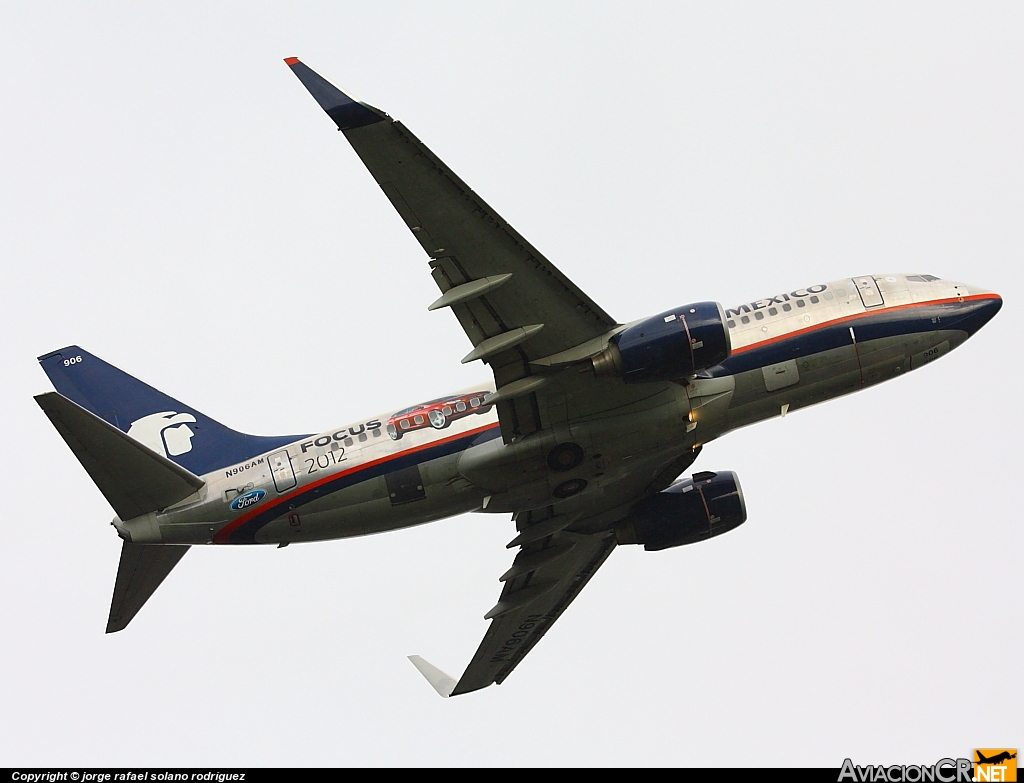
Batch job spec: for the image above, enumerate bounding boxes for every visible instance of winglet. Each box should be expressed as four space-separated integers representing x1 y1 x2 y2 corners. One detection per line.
284 58 387 131
407 655 457 698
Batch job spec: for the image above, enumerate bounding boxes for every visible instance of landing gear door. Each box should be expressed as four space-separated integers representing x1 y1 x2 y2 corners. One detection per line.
269 449 297 493
853 276 884 308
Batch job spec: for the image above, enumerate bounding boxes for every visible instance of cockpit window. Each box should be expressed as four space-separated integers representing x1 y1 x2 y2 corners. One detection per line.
906 275 940 282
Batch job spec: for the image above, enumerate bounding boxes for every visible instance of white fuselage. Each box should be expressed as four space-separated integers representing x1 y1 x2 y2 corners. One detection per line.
116 274 999 547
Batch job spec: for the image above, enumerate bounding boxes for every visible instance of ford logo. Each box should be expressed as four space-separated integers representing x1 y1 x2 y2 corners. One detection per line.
230 489 266 512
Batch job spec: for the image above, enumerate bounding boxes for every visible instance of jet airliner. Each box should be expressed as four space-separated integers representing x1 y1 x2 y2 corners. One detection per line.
35 60 1002 696
976 751 1016 765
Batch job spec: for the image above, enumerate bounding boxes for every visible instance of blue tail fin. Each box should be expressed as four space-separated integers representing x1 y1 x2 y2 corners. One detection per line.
38 346 304 476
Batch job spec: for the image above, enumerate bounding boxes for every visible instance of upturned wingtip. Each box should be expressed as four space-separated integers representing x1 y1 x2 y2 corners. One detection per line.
285 59 387 131
408 655 457 698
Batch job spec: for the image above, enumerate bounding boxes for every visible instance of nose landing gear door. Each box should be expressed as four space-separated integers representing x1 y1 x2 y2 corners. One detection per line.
853 276 884 308
269 449 297 493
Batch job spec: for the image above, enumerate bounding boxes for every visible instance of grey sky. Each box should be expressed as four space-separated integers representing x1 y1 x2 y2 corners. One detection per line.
1 2 1020 766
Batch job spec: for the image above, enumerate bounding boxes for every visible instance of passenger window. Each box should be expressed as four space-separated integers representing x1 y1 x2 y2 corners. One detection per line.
456 401 466 412
470 398 480 408
344 437 353 446
783 303 792 312
741 315 750 324
754 311 764 320
797 299 806 308
414 415 424 425
727 320 736 329
836 288 847 297
823 292 833 300
442 406 452 416
400 420 410 429
768 307 778 316
810 296 819 304
358 433 367 442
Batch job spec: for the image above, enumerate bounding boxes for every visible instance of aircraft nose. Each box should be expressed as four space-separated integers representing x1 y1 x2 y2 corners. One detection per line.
954 286 1002 337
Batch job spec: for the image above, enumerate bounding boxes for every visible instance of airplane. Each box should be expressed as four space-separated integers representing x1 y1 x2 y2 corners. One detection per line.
976 752 1017 765
34 59 1002 697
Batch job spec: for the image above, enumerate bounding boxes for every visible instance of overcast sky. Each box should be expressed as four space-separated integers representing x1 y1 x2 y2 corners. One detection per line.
2 2 1020 767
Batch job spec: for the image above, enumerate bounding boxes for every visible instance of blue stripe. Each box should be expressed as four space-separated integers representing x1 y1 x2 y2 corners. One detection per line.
706 298 994 377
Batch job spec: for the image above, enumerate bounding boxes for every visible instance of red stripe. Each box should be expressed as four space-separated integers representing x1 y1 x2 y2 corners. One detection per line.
212 421 500 544
730 293 999 356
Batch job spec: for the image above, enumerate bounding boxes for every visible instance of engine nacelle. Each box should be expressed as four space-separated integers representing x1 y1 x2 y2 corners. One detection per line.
615 470 746 551
592 301 731 383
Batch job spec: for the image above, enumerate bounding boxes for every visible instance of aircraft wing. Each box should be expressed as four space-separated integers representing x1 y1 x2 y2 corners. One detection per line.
288 62 677 692
287 60 619 442
427 507 617 696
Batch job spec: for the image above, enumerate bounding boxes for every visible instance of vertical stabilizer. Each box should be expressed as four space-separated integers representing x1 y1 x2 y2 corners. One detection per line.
38 346 303 476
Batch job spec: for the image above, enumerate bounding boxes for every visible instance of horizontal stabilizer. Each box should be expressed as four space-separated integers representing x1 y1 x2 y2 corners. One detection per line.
408 655 456 698
35 392 205 521
107 541 190 633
